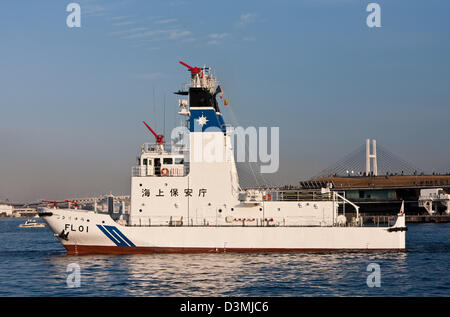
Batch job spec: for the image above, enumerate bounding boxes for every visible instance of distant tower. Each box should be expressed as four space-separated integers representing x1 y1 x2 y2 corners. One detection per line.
365 139 378 176
107 194 114 214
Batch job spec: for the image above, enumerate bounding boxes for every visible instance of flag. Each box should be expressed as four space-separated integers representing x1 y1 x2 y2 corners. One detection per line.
224 98 229 106
216 85 224 99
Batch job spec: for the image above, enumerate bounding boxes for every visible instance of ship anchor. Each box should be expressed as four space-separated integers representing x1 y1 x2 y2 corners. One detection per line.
57 230 69 241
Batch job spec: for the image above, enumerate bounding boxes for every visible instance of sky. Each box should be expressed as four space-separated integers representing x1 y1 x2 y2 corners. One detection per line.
0 0 449 202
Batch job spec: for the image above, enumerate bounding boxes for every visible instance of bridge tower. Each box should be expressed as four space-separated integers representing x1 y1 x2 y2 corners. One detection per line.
365 139 378 176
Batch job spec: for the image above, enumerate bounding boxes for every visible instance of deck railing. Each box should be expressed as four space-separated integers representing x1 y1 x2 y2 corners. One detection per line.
124 215 396 228
132 166 190 177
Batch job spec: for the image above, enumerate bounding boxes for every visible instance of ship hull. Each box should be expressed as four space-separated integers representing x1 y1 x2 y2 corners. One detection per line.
63 245 405 256
40 208 406 255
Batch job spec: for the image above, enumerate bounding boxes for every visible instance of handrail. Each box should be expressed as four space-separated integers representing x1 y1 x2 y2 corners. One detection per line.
333 192 360 218
131 166 189 177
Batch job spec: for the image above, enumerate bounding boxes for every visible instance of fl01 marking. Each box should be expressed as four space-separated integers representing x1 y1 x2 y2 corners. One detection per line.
65 224 89 233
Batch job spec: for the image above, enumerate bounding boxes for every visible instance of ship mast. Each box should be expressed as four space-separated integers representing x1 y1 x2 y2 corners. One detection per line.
179 61 216 93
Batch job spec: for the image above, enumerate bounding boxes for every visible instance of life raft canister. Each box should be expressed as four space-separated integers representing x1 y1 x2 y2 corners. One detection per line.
161 168 169 176
263 193 271 201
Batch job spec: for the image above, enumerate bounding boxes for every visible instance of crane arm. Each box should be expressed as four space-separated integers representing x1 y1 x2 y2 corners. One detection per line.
143 121 164 144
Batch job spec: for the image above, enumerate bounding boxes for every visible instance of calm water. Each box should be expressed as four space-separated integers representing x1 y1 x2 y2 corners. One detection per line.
0 218 449 297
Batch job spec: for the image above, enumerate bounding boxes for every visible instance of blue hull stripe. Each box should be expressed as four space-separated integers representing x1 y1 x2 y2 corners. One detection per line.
97 225 135 247
104 225 136 247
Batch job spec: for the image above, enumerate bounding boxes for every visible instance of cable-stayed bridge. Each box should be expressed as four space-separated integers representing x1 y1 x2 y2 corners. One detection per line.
301 139 450 190
313 139 423 179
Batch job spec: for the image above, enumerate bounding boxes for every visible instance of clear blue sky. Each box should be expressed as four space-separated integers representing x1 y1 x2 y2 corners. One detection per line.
0 0 449 202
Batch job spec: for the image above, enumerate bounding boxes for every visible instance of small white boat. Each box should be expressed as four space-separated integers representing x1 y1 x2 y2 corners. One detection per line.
18 219 46 228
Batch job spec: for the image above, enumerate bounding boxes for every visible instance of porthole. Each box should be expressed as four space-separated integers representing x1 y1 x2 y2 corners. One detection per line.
218 209 222 213
139 209 142 212
231 208 234 211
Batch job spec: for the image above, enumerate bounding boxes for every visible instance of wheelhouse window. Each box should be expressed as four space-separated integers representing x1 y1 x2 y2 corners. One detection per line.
163 158 173 165
175 158 184 164
143 158 148 165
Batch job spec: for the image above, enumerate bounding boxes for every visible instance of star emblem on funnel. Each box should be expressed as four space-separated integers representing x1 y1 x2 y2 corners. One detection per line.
196 114 209 127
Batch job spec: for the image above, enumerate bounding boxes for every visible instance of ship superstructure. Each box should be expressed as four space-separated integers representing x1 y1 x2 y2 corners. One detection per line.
39 62 407 254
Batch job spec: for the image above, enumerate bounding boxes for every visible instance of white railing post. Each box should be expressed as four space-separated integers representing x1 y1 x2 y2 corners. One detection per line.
334 192 360 219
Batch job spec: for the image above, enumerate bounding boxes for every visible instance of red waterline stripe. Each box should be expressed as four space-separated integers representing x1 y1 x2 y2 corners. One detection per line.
64 245 404 255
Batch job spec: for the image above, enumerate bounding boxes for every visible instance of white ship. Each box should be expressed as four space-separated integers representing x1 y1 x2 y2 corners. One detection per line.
39 61 407 255
18 219 46 228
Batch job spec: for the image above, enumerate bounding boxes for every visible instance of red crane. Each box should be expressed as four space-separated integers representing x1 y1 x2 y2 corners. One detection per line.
179 61 202 74
65 200 79 208
143 121 164 144
42 200 57 208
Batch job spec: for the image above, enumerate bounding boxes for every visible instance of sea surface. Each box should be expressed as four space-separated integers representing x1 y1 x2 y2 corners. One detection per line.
0 218 449 297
